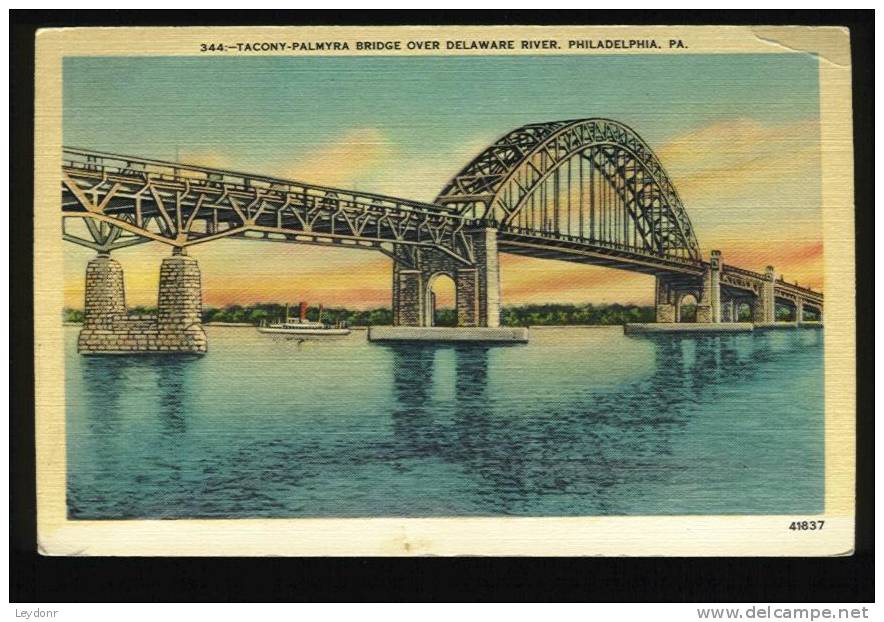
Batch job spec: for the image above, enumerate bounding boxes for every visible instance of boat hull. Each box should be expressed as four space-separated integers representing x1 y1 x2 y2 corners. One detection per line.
256 327 351 336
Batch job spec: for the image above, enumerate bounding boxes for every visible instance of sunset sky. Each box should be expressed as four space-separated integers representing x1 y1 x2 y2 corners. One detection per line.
63 53 822 309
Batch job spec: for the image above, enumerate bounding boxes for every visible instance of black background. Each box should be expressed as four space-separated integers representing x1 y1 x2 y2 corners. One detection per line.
10 10 874 603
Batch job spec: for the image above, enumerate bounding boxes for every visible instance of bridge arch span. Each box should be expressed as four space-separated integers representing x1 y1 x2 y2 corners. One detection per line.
436 118 701 261
60 136 824 347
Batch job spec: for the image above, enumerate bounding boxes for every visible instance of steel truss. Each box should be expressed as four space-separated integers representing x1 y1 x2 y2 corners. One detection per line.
59 135 822 307
719 264 824 308
62 148 476 266
436 118 702 261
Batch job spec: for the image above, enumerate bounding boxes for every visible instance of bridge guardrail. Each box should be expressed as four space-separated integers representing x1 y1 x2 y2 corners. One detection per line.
775 280 824 299
63 147 465 220
722 264 822 299
61 148 823 303
499 224 704 267
721 264 765 280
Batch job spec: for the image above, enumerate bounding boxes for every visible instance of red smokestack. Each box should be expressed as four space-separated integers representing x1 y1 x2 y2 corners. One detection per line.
299 301 307 321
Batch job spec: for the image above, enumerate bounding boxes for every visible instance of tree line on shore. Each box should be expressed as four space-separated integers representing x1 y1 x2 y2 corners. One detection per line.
63 302 659 326
62 301 811 325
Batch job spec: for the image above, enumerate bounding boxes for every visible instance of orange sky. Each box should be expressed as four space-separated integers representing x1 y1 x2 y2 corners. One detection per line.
63 116 823 310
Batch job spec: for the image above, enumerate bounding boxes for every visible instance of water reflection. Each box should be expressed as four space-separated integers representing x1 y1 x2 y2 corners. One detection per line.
69 354 199 518
79 354 198 433
382 330 821 515
381 341 680 514
156 357 192 434
67 327 824 518
390 345 441 455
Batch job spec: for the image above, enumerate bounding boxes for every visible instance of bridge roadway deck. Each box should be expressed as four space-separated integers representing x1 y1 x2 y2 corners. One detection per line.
497 228 705 277
61 147 823 305
62 147 714 279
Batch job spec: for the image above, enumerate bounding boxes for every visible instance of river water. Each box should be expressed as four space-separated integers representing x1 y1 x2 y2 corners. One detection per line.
65 325 824 518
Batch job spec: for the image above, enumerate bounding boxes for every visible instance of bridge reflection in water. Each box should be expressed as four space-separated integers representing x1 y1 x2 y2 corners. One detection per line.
66 327 823 519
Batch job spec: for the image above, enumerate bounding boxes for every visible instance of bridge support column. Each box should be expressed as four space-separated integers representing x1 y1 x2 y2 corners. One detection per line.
391 228 500 328
392 264 424 327
156 249 207 353
753 265 776 324
77 250 206 354
455 268 479 327
795 300 804 324
78 253 127 351
696 250 721 323
721 299 735 323
474 228 501 328
655 276 677 323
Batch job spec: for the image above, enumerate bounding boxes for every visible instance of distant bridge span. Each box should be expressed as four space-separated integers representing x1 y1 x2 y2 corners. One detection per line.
61 118 823 354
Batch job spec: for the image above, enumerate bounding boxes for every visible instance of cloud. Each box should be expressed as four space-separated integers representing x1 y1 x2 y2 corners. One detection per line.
500 255 654 305
366 132 503 203
657 117 820 188
652 117 823 288
177 149 239 170
657 117 822 235
273 127 395 189
718 240 823 290
182 128 503 204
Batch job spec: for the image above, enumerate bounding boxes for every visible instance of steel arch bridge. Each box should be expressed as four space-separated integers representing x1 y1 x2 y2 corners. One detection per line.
62 117 823 353
437 118 701 262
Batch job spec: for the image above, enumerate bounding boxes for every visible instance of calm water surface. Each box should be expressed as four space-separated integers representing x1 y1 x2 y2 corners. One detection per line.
66 325 824 518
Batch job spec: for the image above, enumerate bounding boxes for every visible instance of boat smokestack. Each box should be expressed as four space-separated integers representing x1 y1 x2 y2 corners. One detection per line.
299 301 307 321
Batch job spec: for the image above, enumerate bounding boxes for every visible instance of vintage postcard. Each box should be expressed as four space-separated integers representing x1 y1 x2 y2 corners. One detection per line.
34 25 855 556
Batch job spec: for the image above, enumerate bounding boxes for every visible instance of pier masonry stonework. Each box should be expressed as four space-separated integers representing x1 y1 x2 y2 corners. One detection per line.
81 253 126 330
156 252 207 352
473 228 501 328
721 299 735 323
392 266 423 327
392 228 501 328
78 250 207 355
752 266 777 324
654 275 678 323
655 252 729 324
455 268 479 327
695 250 722 324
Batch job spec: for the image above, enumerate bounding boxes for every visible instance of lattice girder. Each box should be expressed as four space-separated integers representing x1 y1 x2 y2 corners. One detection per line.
61 148 476 265
436 118 701 260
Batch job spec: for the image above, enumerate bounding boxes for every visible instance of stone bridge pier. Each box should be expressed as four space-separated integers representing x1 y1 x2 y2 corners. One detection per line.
720 299 736 322
654 264 720 324
392 228 501 328
654 251 722 323
655 251 779 325
77 248 207 354
751 266 777 324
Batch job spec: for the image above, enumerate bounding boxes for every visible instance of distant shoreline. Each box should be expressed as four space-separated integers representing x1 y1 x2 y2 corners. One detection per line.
66 321 620 330
204 322 253 327
64 302 667 327
204 322 371 330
